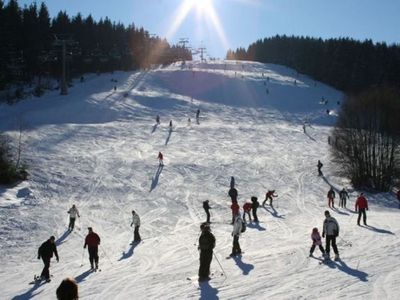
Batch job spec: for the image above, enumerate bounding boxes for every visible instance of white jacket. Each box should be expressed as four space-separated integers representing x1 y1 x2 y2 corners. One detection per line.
323 216 339 236
131 213 140 227
232 215 243 236
68 207 80 219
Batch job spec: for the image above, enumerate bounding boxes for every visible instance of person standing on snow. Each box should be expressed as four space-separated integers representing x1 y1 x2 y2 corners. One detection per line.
158 152 164 166
67 204 80 232
339 188 349 208
251 196 260 222
37 235 59 282
230 201 239 224
242 201 252 223
317 160 323 176
203 200 211 223
230 213 243 257
309 227 325 257
84 227 101 270
262 190 278 207
198 223 215 282
322 211 340 261
130 210 141 242
196 108 200 120
355 193 369 226
327 187 336 208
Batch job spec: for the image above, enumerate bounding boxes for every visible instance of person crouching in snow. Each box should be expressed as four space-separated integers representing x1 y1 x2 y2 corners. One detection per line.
309 227 325 257
242 201 252 222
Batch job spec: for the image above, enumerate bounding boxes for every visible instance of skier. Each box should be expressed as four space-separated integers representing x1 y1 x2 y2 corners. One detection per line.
203 200 211 223
302 124 306 133
317 160 323 176
198 223 215 282
56 277 79 300
327 187 336 208
169 120 173 129
339 188 349 208
262 190 278 207
230 213 243 257
130 210 141 242
322 210 340 261
251 196 260 222
84 227 101 270
196 109 200 120
242 201 252 223
156 115 160 124
158 152 164 166
67 204 80 232
230 201 239 224
37 236 59 282
355 193 369 226
309 227 325 257
113 86 117 91
228 187 238 203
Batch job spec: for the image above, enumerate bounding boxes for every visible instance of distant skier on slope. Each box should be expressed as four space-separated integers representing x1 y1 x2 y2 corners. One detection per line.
84 227 101 270
339 188 349 208
230 201 239 225
158 152 164 166
130 210 141 242
327 187 336 208
317 160 323 176
156 115 160 124
198 223 215 282
203 200 211 223
262 190 278 207
169 120 173 129
196 109 200 120
230 213 243 257
67 204 80 232
322 211 340 261
251 196 260 223
242 201 252 223
37 236 59 282
309 227 325 257
355 193 369 226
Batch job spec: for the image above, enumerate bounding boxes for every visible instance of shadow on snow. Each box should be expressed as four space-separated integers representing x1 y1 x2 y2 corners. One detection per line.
119 241 141 261
150 165 164 192
199 280 219 300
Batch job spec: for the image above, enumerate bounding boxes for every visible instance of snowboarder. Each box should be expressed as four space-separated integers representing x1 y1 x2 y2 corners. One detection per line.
230 176 235 189
198 223 215 282
322 211 340 261
230 214 243 257
317 160 323 176
262 190 278 207
67 204 80 232
156 115 160 124
56 277 79 300
228 187 238 203
251 196 260 222
84 227 101 270
355 193 369 226
203 200 211 223
37 236 59 282
230 201 239 224
327 187 336 208
339 188 349 208
242 201 252 223
158 152 164 166
309 227 325 257
130 210 141 242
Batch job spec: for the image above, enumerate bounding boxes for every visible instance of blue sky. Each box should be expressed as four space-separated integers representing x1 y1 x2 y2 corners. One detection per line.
18 0 400 58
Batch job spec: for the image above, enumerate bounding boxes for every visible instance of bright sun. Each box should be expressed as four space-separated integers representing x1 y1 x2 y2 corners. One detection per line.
192 0 213 15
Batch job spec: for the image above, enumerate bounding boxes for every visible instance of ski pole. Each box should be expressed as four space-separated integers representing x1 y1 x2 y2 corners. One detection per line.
193 230 202 246
213 252 227 281
100 244 114 266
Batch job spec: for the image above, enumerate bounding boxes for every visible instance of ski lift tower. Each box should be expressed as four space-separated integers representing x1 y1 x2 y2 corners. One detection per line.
198 46 207 62
53 34 75 95
179 38 189 62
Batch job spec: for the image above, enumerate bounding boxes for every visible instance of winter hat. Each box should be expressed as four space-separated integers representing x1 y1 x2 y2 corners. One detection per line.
88 227 93 231
50 236 55 241
312 227 318 233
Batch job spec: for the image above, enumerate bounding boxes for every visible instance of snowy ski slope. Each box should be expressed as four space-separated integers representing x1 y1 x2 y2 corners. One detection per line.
0 60 399 299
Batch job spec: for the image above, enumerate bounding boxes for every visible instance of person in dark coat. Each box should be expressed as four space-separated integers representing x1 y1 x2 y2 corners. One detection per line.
339 188 349 208
317 160 323 176
251 196 259 222
262 190 278 207
203 200 211 223
228 187 238 203
327 187 336 208
56 277 79 300
38 236 59 282
198 223 215 282
84 227 101 270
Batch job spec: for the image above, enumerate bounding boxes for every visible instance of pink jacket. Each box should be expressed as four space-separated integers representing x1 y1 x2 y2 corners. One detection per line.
311 232 322 246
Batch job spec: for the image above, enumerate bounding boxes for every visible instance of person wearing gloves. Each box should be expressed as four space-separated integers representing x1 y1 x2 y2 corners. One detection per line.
38 235 59 282
130 210 141 242
322 211 340 261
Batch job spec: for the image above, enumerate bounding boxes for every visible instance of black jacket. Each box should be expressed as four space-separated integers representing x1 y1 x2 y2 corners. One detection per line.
203 201 210 211
38 239 59 260
198 231 215 251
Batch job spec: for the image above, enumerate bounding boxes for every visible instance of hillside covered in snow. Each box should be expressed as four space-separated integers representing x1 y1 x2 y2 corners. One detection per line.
1 60 399 299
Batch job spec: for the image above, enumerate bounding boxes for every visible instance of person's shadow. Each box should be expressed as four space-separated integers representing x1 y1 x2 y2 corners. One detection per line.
151 123 158 133
334 260 369 282
305 131 316 141
56 229 71 246
263 205 285 219
165 128 172 145
119 241 140 261
74 269 93 283
246 222 266 231
362 225 395 235
199 280 219 300
150 165 164 192
232 255 254 275
12 281 44 300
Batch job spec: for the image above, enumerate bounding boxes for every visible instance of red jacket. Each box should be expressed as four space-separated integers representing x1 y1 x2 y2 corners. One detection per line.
243 202 252 212
355 195 368 210
84 232 101 248
231 202 239 214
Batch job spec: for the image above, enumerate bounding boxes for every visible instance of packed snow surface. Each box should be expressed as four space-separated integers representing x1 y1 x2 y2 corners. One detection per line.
0 60 399 299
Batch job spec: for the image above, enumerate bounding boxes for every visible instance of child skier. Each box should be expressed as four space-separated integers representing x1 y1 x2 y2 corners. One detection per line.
309 228 325 257
158 152 164 166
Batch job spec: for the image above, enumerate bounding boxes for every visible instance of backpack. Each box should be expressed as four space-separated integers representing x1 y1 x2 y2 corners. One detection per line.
241 221 246 233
